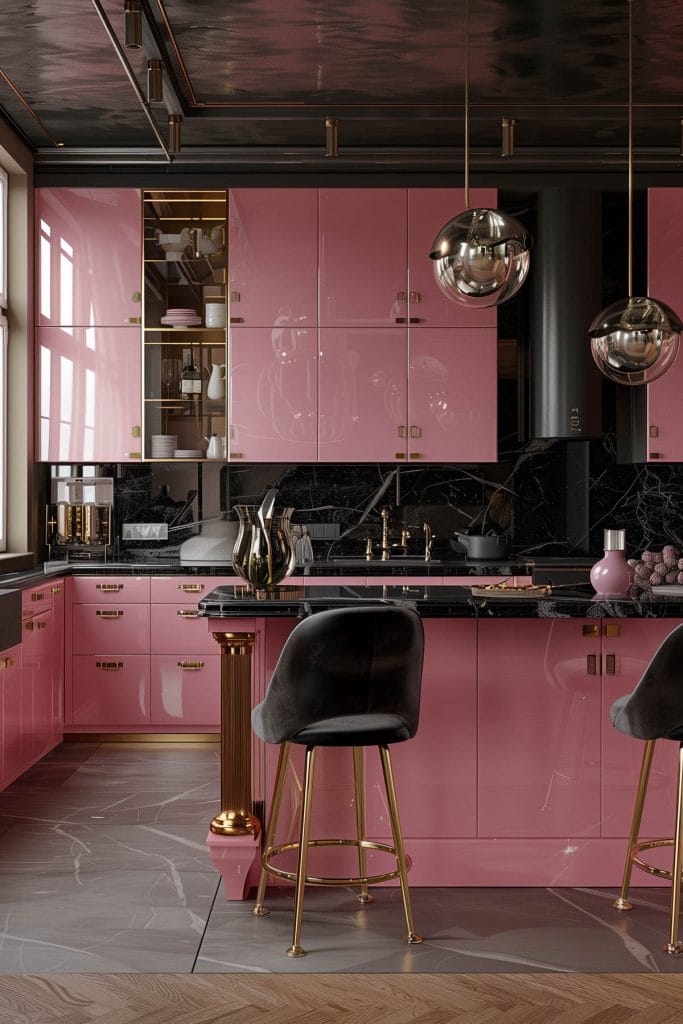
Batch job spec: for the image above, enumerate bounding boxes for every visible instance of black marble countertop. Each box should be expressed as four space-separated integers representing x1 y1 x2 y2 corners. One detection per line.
197 583 683 619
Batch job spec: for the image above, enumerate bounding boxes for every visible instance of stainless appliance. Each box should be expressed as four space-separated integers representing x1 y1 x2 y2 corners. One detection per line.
46 475 114 561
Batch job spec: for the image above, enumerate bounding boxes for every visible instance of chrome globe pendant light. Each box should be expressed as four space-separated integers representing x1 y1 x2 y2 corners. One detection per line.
429 0 532 307
589 0 681 384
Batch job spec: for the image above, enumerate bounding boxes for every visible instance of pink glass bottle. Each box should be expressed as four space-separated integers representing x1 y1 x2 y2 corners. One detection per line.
590 528 632 596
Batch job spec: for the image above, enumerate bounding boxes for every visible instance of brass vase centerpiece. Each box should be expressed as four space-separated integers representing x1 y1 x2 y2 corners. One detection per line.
232 488 296 592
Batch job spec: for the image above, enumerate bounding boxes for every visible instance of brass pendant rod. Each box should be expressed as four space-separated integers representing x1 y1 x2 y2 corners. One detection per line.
627 0 633 295
463 0 470 208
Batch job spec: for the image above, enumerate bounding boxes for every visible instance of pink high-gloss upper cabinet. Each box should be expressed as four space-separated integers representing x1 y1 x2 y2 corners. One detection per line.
478 619 601 839
36 188 141 327
601 618 683 838
0 645 21 791
408 188 498 328
408 328 497 462
647 189 683 461
318 327 407 462
229 189 317 327
37 326 141 462
319 189 407 327
229 326 317 461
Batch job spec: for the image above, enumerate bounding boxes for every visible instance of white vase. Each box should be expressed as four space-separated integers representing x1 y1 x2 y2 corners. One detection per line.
206 363 226 400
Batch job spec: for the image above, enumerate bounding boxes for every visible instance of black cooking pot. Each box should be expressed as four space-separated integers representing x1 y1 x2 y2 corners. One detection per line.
452 532 510 559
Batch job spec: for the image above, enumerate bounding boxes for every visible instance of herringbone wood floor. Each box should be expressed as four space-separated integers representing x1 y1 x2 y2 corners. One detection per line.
2 974 683 1024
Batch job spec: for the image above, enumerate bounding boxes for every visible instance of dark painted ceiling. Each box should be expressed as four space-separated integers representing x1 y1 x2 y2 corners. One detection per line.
2 0 683 177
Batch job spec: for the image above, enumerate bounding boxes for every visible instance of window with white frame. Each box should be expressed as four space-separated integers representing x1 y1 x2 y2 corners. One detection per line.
0 165 7 551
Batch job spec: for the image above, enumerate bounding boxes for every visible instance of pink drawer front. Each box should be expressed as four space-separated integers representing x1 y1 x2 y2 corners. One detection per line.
22 585 53 615
72 604 150 654
150 604 218 655
71 655 150 726
150 576 234 603
72 576 151 604
150 655 221 726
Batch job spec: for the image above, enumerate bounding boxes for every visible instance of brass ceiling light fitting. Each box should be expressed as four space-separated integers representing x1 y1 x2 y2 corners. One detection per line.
147 59 163 103
123 0 143 49
429 0 532 307
168 113 182 153
589 0 681 385
501 117 515 158
325 117 339 157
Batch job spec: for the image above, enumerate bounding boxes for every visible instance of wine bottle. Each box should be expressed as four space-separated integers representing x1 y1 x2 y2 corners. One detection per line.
179 349 201 396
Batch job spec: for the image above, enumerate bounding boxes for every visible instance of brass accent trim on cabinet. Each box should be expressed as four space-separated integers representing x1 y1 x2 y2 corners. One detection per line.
31 591 45 602
96 583 123 592
178 583 205 592
604 623 621 637
95 609 124 618
177 609 199 618
95 661 124 671
582 624 599 636
177 660 205 670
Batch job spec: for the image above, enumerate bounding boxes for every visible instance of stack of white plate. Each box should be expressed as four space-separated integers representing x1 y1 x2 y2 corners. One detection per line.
151 434 177 458
160 307 201 328
174 448 203 458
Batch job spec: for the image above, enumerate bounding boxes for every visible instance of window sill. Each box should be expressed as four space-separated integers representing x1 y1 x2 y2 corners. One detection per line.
0 553 34 574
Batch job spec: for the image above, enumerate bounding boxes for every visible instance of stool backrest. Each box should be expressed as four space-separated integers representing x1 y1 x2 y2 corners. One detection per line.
612 622 683 740
254 605 425 744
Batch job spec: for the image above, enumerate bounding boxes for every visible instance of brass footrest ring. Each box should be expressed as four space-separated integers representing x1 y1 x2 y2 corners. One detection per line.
262 837 412 887
631 838 676 880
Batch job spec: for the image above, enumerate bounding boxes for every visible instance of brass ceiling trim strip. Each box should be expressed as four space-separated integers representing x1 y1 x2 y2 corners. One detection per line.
151 0 199 105
0 67 63 148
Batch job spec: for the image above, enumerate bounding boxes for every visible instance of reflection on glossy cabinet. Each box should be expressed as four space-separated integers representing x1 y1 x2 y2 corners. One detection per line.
229 189 318 327
150 655 220 726
0 645 22 789
408 329 497 462
646 189 683 462
478 619 601 839
229 326 317 461
318 327 406 462
601 617 683 838
37 326 141 462
36 188 141 327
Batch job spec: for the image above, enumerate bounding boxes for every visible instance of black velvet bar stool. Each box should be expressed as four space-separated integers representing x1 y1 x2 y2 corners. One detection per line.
251 604 425 957
611 622 683 954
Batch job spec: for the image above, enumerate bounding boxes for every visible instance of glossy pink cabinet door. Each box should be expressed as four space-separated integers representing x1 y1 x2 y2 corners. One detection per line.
408 328 497 462
0 645 22 790
478 619 601 838
647 189 683 462
318 327 407 461
20 610 55 767
36 188 141 327
229 326 317 461
37 326 141 462
229 189 317 327
601 618 683 838
71 655 150 726
150 655 221 726
408 188 498 328
72 603 149 655
319 189 407 326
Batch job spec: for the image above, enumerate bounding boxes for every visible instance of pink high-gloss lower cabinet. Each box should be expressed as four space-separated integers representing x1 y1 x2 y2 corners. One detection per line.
0 645 22 790
72 603 150 655
36 188 141 328
71 656 150 726
151 604 219 656
229 189 318 327
229 326 317 461
477 618 601 838
150 655 221 726
646 189 683 462
20 610 55 767
318 327 407 461
37 326 141 463
601 617 683 839
408 329 497 461
407 188 498 328
319 189 407 327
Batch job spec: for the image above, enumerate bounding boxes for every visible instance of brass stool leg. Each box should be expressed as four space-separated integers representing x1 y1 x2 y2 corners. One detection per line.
614 739 655 911
353 746 373 904
287 745 316 958
379 745 422 945
253 742 290 916
664 743 683 955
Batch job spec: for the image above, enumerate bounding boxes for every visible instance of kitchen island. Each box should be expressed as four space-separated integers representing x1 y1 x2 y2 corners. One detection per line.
198 583 683 898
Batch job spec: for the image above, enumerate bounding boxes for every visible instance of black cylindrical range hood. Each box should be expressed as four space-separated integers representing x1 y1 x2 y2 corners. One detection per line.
530 189 603 439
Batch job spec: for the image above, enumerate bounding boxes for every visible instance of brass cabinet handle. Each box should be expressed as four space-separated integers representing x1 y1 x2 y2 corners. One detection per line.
395 452 406 459
605 653 616 675
31 591 45 602
603 623 620 638
177 660 205 670
51 586 62 595
409 291 421 303
96 583 123 592
586 653 598 675
230 316 245 324
35 621 47 630
0 657 15 670
126 316 141 324
650 452 661 459
231 452 243 459
397 426 406 438
96 660 124 671
410 425 422 438
409 452 422 459
95 609 124 618
24 620 34 632
177 609 199 618
230 291 240 302
582 624 599 637
395 316 408 324
178 583 204 593
649 425 659 438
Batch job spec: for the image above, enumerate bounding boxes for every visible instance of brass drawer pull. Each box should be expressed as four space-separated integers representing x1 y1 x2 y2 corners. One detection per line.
31 591 45 602
51 586 62 595
177 660 205 670
96 583 123 592
397 426 406 438
410 425 422 439
395 452 406 459
586 653 598 675
409 452 422 459
395 316 408 324
178 583 204 593
582 624 599 637
96 660 124 671
604 624 620 637
605 653 616 675
177 609 199 618
95 609 124 618
35 621 47 630
231 452 243 459
0 656 15 670
24 620 34 632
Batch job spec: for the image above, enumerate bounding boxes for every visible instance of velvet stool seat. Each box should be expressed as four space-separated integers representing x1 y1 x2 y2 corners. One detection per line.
250 604 425 957
611 622 683 954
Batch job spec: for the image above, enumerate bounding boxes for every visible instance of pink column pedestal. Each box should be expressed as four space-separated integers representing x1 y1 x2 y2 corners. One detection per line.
206 828 262 900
